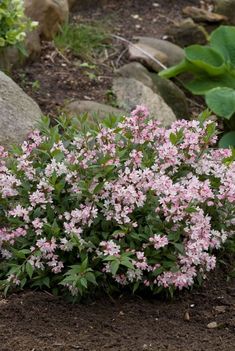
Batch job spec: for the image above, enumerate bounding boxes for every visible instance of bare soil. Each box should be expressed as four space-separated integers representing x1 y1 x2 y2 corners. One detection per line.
0 267 235 351
4 1 235 350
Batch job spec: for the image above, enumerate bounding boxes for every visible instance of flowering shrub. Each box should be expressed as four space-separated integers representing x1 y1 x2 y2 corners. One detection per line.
0 0 37 48
0 107 235 298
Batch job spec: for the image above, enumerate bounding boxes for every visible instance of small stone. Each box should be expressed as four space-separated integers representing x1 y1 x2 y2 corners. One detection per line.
131 14 141 20
214 306 226 313
184 311 190 321
207 321 218 329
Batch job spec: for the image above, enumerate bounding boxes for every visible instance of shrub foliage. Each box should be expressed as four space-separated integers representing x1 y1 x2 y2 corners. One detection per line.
0 108 234 298
0 0 37 49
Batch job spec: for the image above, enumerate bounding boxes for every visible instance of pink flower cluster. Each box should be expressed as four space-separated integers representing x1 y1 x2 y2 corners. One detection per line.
0 106 234 296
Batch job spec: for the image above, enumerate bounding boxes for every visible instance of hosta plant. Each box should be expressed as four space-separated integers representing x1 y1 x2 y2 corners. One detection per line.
159 26 235 148
0 107 235 299
0 0 37 50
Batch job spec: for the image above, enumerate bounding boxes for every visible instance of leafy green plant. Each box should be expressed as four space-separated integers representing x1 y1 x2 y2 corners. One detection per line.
0 107 235 300
0 0 37 51
159 26 235 147
54 22 110 62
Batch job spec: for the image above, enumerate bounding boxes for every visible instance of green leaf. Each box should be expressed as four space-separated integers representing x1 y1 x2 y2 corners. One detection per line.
120 258 134 270
210 26 235 66
133 282 139 293
80 277 88 289
26 262 34 279
110 260 120 276
185 73 235 95
206 87 235 119
219 131 235 148
42 276 50 288
173 243 185 254
185 45 225 76
20 278 27 288
85 272 97 285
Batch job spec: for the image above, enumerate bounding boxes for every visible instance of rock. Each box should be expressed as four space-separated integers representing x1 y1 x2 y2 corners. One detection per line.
24 0 69 40
65 100 126 122
166 18 208 47
150 73 189 119
116 63 188 119
0 71 42 147
0 30 41 72
133 37 185 67
116 62 154 89
184 311 190 321
68 0 76 8
207 321 218 329
24 30 42 60
0 47 20 72
128 42 167 72
112 77 176 127
213 305 226 314
214 0 235 24
182 6 228 23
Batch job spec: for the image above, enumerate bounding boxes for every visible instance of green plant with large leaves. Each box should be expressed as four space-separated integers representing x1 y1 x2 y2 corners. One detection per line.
159 26 235 148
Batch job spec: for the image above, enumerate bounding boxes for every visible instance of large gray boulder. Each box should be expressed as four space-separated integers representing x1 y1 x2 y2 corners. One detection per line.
24 0 69 40
0 71 42 147
112 77 176 127
150 73 189 119
65 100 126 123
133 37 185 67
116 62 154 89
128 42 168 72
116 63 188 119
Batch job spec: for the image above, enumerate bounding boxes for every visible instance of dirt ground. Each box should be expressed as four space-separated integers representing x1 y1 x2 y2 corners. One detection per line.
3 0 235 350
0 267 235 351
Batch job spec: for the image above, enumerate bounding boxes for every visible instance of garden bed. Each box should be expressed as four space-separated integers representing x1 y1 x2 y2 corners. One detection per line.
1 268 235 351
1 0 235 350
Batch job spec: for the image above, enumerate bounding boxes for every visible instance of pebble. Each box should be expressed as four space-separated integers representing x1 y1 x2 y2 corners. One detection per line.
207 321 218 329
214 305 226 313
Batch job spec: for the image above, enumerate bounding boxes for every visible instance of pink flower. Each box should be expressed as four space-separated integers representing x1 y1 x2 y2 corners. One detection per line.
149 234 169 249
100 240 120 256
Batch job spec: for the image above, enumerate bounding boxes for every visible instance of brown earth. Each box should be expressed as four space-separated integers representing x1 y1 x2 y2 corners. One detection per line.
0 267 235 351
4 1 235 350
